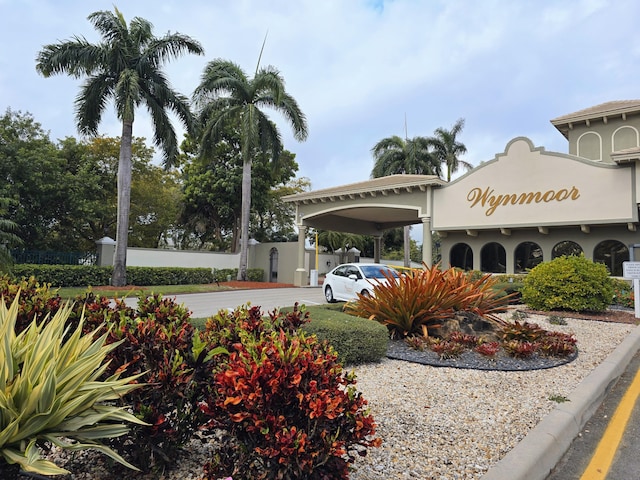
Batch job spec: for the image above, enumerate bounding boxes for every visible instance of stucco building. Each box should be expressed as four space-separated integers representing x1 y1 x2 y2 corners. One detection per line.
284 100 640 285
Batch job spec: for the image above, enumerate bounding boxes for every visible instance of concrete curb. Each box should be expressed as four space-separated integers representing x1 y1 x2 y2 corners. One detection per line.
481 324 640 480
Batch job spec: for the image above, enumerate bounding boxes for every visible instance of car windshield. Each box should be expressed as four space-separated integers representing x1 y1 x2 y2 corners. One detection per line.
360 265 399 279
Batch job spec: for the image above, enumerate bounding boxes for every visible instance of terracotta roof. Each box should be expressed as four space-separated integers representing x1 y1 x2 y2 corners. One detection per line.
550 100 640 138
551 100 640 124
283 174 445 202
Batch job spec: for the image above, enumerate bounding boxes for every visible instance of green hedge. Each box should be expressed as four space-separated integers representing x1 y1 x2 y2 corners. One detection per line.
10 264 218 287
302 314 388 365
213 268 264 282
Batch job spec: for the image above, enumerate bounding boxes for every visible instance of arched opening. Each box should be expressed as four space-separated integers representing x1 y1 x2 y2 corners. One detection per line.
449 243 473 270
552 241 583 259
594 240 628 276
514 241 543 273
481 242 506 273
269 247 279 282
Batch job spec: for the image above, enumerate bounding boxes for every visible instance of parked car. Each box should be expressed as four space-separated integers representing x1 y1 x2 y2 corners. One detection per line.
323 263 400 303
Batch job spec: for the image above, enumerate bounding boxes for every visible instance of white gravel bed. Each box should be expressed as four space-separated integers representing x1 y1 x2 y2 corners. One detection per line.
348 315 635 479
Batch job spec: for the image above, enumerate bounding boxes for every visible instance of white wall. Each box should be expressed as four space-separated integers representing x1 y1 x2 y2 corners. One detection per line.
127 247 240 270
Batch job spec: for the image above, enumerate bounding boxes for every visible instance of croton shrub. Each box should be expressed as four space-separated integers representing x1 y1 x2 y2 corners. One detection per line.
199 309 381 480
72 293 225 474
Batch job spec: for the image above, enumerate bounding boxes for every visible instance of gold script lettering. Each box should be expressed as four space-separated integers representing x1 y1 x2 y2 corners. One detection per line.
467 186 580 216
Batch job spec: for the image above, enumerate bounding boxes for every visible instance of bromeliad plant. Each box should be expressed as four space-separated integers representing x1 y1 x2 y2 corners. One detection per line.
0 296 145 477
345 264 511 338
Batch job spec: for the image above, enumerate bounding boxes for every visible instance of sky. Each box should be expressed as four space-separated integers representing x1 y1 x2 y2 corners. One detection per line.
2 0 640 244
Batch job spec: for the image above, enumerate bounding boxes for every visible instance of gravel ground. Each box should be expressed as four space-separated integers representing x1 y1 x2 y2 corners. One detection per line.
348 314 635 479
45 313 635 480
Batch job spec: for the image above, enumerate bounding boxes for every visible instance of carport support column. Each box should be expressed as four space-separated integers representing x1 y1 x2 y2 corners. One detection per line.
422 217 432 267
374 236 382 263
294 225 308 287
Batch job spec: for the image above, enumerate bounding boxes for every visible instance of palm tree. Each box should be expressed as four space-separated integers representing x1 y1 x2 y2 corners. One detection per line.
428 118 471 182
193 59 308 281
36 8 203 286
0 197 22 271
371 135 440 266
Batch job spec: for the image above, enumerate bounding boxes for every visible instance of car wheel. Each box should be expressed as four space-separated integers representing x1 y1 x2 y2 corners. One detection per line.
325 286 336 303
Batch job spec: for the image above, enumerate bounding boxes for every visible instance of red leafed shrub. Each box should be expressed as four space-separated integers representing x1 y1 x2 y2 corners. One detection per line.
199 326 381 480
0 275 62 333
99 294 225 473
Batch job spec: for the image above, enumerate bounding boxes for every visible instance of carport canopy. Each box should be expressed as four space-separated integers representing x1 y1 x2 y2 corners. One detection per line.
282 174 446 285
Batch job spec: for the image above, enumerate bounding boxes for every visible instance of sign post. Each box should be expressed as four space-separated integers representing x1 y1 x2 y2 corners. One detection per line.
622 261 640 318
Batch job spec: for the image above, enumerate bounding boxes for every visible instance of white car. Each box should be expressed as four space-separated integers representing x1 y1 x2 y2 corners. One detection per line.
323 263 400 303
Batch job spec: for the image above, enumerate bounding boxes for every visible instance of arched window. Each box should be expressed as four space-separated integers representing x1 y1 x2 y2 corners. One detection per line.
577 131 602 161
594 240 628 276
514 241 543 273
612 126 639 152
450 243 473 270
481 242 506 273
552 241 583 259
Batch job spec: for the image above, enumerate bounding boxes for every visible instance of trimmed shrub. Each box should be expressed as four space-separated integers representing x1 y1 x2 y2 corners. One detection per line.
521 255 614 312
213 268 265 283
302 314 388 365
10 265 215 287
492 281 524 304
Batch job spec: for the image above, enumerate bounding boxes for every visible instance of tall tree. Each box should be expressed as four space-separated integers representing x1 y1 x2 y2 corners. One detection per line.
0 109 66 250
193 59 308 280
36 7 203 286
371 135 440 266
428 118 471 182
0 196 23 272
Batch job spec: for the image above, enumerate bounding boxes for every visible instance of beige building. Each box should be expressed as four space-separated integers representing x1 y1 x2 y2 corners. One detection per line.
284 100 640 285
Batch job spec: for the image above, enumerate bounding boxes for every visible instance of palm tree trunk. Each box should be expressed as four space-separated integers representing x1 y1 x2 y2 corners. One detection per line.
112 121 133 287
403 225 410 267
237 156 252 281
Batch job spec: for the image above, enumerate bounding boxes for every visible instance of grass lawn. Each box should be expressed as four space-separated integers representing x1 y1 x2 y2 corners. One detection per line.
57 283 231 299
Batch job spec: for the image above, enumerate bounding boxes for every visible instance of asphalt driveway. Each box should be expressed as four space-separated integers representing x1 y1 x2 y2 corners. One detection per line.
153 286 327 318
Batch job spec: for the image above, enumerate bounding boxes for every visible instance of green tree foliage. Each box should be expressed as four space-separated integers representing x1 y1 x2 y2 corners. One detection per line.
428 118 471 182
36 7 203 286
181 126 305 251
371 134 440 266
0 197 22 271
193 59 308 280
0 115 180 253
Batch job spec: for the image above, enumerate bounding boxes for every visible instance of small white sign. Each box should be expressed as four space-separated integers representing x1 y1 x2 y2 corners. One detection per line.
623 261 640 279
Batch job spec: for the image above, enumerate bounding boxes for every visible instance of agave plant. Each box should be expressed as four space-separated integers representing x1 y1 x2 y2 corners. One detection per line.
0 295 146 476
